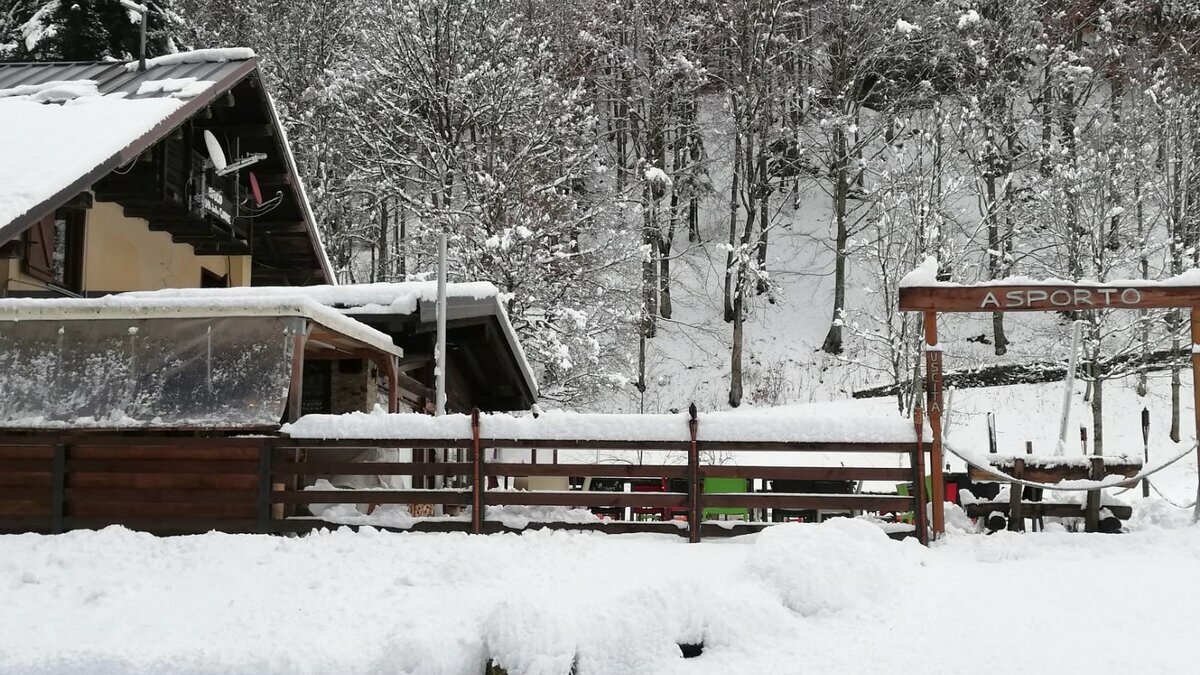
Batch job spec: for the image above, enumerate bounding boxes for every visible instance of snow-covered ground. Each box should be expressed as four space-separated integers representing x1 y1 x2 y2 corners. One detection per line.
1 518 1198 674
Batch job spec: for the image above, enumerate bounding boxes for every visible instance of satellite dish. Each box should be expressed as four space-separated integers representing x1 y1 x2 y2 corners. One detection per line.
248 171 263 205
203 130 227 173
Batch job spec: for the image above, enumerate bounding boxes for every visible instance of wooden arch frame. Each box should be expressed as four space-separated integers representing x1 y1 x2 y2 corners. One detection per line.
900 282 1200 538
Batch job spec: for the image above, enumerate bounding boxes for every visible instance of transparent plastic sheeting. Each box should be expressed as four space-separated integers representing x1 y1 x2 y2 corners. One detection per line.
0 316 301 428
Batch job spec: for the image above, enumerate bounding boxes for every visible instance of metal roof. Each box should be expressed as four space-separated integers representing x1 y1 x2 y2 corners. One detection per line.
0 59 250 100
0 56 335 285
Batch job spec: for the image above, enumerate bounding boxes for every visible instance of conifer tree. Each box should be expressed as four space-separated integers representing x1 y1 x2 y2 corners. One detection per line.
2 0 182 62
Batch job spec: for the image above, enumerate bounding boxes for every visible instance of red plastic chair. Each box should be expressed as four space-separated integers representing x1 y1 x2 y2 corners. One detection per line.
631 478 668 520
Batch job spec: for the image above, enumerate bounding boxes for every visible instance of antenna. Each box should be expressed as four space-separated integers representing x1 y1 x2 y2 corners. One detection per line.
216 153 267 177
120 1 149 71
203 130 227 173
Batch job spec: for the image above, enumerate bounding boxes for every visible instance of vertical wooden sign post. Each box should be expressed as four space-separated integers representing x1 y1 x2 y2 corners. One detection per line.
1191 308 1200 522
923 312 946 538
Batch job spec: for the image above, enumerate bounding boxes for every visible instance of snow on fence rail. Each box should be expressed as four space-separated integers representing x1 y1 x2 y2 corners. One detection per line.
281 404 929 445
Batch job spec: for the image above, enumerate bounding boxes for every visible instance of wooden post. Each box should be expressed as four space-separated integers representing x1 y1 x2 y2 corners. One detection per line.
912 403 929 545
471 409 483 535
286 331 308 423
1026 441 1042 531
51 444 65 534
1191 307 1200 522
1085 456 1103 532
386 356 400 414
688 403 701 543
286 329 308 518
1141 407 1151 499
256 440 272 534
987 413 997 454
923 312 946 538
1008 458 1024 532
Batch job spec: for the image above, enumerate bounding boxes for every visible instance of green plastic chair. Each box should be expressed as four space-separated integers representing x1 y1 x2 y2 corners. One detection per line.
896 477 932 523
702 477 749 520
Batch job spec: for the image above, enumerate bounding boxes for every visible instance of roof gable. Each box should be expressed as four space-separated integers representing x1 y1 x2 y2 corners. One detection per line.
0 51 333 285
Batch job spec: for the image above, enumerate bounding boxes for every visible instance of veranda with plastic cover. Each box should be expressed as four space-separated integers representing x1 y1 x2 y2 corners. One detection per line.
0 295 405 431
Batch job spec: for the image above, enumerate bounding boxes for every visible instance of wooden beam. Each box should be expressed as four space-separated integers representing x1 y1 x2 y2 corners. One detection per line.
924 311 945 538
286 331 307 423
965 502 1132 520
191 122 274 137
900 284 1200 313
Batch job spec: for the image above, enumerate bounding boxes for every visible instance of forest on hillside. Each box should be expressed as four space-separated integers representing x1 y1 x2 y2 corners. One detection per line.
4 1 1200 428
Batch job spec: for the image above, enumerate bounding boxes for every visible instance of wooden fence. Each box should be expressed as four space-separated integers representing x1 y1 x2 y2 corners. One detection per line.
0 413 927 543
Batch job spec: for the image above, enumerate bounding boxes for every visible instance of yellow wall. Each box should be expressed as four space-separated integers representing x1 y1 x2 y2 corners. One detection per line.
0 251 60 295
82 201 251 292
1 200 253 296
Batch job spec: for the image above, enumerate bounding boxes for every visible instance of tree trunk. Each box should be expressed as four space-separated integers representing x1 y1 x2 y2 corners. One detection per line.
643 184 658 338
687 99 702 243
724 126 741 323
821 126 849 355
755 130 770 297
985 169 1008 356
729 290 744 407
660 180 675 320
1171 309 1182 442
1137 185 1148 397
1090 320 1104 457
377 199 390 282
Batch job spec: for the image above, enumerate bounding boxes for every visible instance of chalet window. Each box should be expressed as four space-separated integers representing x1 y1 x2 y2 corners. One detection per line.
23 208 84 292
300 360 333 415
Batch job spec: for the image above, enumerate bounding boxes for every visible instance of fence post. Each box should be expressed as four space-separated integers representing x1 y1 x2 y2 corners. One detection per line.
1008 458 1024 532
257 440 273 534
688 403 701 543
1085 456 1102 532
51 444 66 534
472 409 483 535
912 405 928 545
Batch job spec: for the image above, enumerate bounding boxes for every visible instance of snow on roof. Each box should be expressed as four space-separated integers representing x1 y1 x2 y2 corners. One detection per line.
125 47 256 72
283 404 926 444
134 77 215 99
124 281 501 314
900 255 1200 288
0 294 402 357
0 94 183 227
0 79 100 101
124 282 538 398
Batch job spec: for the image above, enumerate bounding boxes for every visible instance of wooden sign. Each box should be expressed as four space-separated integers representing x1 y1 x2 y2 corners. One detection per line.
899 285 1200 313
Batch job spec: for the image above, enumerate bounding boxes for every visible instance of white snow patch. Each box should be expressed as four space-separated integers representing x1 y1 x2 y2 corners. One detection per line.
135 77 215 99
127 47 256 71
126 281 500 316
0 80 100 102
